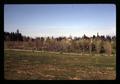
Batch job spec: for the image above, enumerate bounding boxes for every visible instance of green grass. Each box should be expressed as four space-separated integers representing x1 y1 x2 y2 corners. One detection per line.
4 50 116 80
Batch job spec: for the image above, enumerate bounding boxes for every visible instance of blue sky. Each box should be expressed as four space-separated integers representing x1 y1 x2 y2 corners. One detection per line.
4 4 116 38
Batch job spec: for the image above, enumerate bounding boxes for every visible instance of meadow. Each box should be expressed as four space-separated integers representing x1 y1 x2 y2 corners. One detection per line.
4 49 116 80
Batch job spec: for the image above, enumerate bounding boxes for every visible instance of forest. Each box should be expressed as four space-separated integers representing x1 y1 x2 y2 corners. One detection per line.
4 29 116 56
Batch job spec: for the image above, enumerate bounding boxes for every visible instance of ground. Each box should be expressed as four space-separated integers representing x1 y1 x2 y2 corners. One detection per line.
4 49 116 80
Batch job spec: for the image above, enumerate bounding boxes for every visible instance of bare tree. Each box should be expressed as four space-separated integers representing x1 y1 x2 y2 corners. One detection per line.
104 41 112 56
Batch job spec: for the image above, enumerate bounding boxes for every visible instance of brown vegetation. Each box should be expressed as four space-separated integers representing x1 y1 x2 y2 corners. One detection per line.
4 30 116 56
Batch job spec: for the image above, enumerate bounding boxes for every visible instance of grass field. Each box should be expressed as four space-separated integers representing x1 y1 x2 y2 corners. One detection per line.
4 49 116 80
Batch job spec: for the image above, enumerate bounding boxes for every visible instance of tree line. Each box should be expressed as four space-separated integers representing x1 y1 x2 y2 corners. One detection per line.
4 29 116 56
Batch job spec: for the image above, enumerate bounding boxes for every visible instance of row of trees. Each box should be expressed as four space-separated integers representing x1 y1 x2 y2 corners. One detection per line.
4 30 116 56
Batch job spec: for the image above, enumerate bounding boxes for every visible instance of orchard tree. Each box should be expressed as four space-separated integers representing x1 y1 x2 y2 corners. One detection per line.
103 41 112 56
95 39 101 54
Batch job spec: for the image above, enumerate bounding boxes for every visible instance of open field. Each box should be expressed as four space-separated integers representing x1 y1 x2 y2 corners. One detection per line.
4 49 116 80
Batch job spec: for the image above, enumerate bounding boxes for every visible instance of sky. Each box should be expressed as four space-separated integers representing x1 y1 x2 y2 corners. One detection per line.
4 4 116 38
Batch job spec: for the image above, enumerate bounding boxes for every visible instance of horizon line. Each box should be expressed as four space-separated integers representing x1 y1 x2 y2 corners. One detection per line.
4 30 116 39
